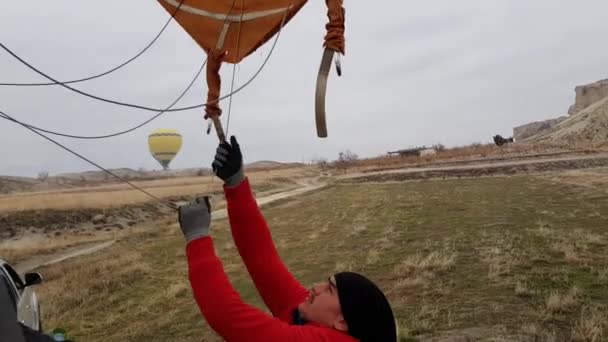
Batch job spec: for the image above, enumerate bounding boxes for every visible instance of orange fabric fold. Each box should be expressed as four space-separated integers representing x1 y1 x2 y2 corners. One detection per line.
324 0 345 55
204 51 223 119
157 0 308 64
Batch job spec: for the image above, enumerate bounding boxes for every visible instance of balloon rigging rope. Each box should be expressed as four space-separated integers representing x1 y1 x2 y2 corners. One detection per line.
207 0 243 195
0 13 287 114
0 59 207 139
0 0 186 87
0 1 291 208
224 0 245 138
0 108 178 211
0 0 288 139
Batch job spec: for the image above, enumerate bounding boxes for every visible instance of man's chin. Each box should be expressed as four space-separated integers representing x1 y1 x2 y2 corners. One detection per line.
298 301 310 313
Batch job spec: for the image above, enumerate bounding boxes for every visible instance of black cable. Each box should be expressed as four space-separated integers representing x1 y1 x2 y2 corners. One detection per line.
0 9 286 113
0 0 185 87
224 0 245 138
0 2 294 211
0 0 239 139
0 58 207 139
0 109 177 210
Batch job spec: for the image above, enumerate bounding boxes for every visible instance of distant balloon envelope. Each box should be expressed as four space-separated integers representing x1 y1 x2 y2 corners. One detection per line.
148 129 182 170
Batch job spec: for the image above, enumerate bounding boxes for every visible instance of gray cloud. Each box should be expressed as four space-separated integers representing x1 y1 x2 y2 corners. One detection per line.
2 0 608 177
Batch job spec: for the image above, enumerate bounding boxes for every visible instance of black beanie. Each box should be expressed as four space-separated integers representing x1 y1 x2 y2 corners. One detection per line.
334 272 396 342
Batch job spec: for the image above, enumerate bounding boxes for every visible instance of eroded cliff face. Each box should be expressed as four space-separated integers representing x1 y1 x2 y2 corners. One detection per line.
568 79 608 115
530 97 608 149
513 117 568 141
513 78 608 147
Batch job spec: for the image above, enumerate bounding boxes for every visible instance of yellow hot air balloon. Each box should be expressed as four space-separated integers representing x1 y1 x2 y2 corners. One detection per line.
148 129 183 170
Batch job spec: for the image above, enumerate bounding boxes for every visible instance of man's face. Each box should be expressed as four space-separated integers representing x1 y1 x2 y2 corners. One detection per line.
298 275 347 332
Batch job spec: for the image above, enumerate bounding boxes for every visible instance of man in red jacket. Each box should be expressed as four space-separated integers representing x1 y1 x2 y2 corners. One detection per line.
177 136 396 342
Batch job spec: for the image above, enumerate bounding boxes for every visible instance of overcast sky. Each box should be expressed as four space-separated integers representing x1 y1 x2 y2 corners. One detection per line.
1 0 608 177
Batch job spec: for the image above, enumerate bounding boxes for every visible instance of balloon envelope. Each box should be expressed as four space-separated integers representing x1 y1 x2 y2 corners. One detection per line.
148 129 183 170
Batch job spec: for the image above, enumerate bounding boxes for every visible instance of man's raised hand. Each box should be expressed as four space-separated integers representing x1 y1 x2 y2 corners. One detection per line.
212 136 244 187
178 196 212 243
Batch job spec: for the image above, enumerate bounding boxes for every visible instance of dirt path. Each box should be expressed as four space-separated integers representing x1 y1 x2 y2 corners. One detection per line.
340 153 608 182
212 182 325 220
15 240 116 273
14 182 326 273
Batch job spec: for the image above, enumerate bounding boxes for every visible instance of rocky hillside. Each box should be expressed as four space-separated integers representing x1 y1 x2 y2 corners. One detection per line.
514 78 608 149
527 97 608 149
0 161 297 194
0 169 192 194
0 176 40 194
513 117 568 141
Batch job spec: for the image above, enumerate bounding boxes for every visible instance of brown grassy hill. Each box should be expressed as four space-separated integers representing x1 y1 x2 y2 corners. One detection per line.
526 97 608 149
246 161 305 170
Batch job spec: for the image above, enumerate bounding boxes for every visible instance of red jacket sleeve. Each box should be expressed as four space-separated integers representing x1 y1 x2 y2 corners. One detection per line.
186 237 354 342
224 178 308 318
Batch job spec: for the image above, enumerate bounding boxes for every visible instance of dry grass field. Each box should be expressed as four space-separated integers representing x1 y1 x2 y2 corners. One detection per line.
346 143 581 174
30 174 608 341
0 166 317 263
0 167 315 212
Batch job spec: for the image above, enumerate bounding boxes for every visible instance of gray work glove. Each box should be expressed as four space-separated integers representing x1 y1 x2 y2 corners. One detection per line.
212 135 245 187
178 196 212 243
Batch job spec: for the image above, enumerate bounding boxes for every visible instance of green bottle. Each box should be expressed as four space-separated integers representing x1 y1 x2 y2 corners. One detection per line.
52 328 67 341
